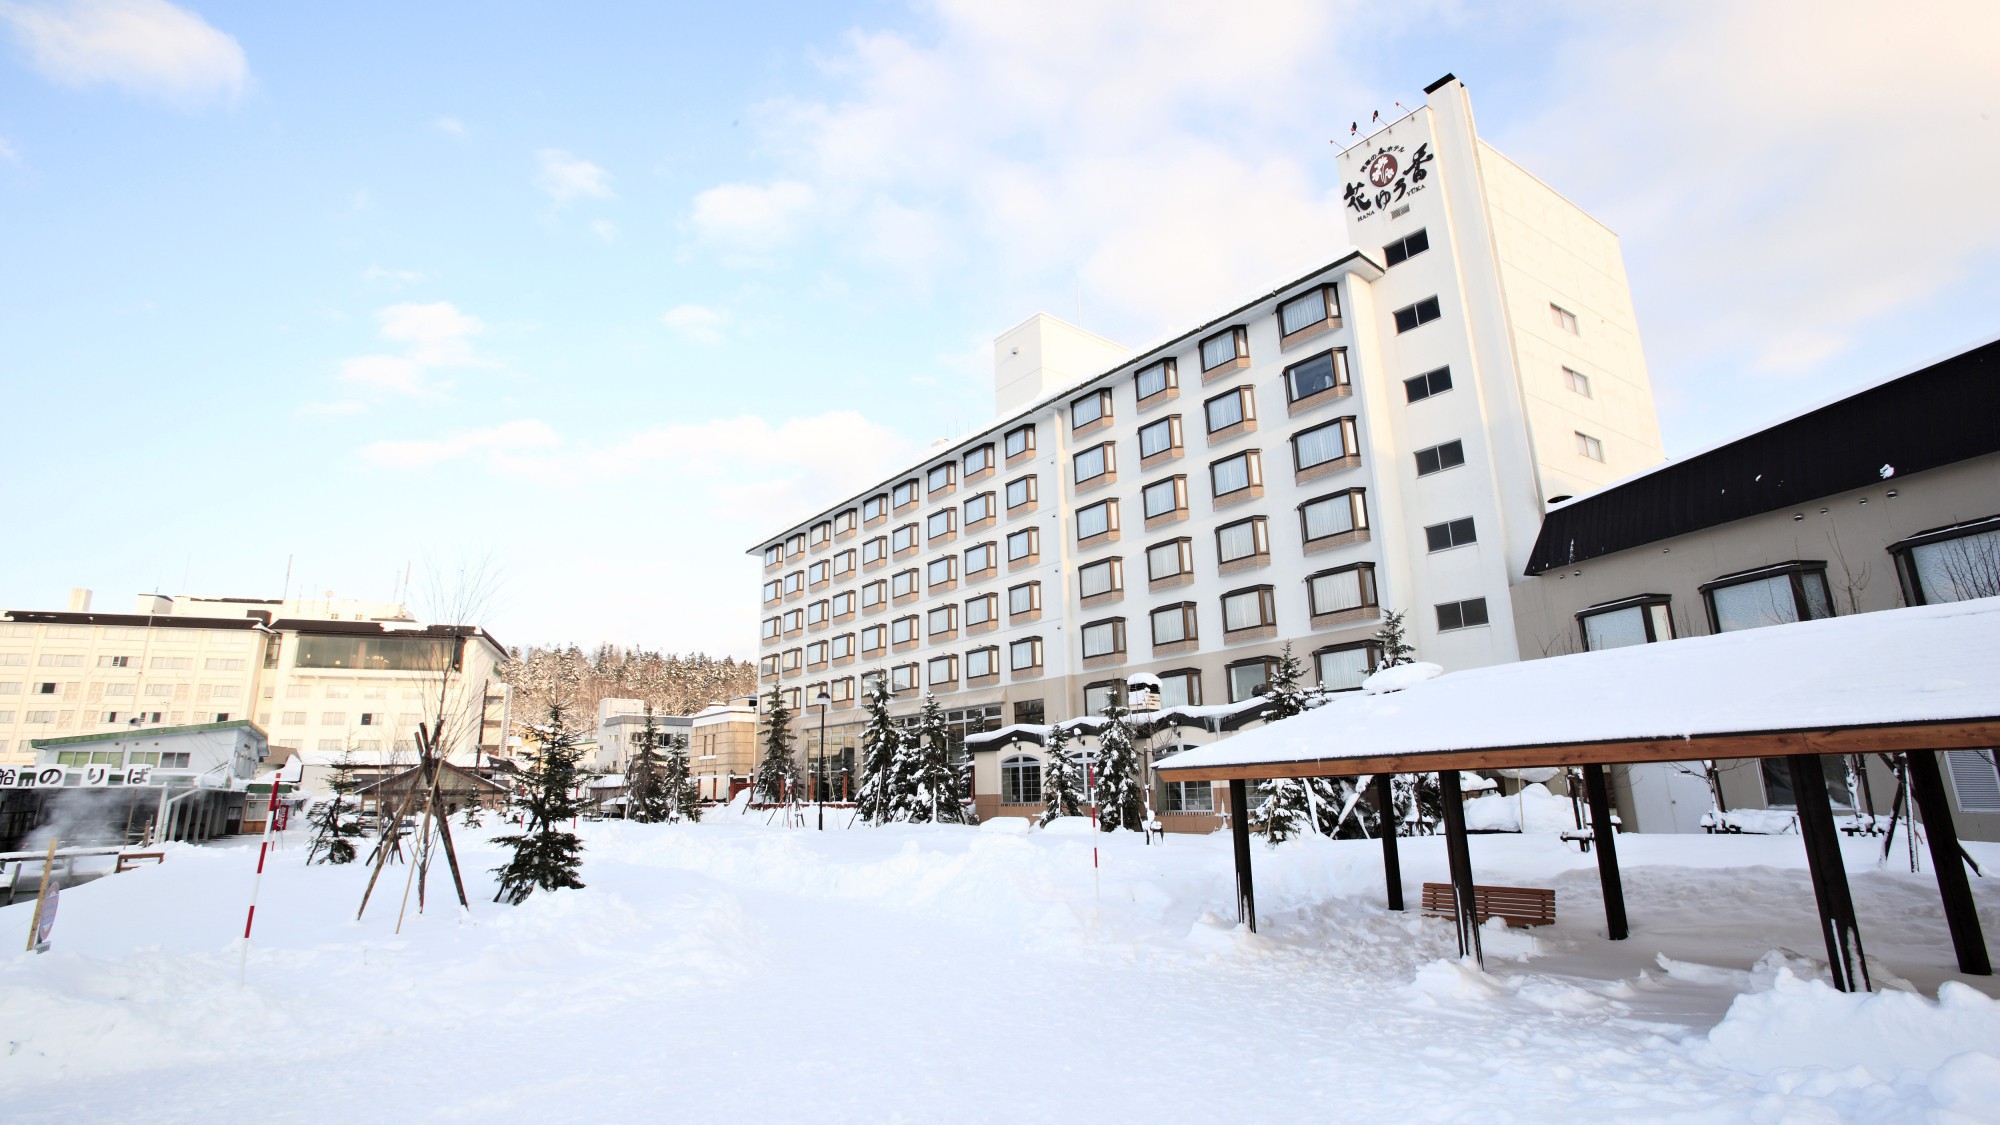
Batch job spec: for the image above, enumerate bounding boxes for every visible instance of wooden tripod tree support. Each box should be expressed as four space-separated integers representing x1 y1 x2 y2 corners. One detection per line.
358 721 472 922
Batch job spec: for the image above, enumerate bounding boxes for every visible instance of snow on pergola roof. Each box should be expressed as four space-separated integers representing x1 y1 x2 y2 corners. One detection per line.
1158 598 2000 782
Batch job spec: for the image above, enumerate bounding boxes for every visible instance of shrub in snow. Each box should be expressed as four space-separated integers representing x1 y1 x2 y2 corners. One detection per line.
306 752 362 865
1094 703 1146 833
492 700 588 903
1039 721 1086 827
852 678 903 824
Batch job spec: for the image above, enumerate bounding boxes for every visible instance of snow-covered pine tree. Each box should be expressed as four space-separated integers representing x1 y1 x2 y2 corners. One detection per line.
491 700 588 903
306 751 362 864
1373 609 1414 669
1038 721 1086 827
1093 702 1147 832
625 704 671 823
899 692 971 824
1253 643 1342 845
753 684 795 804
660 733 703 823
852 678 902 824
459 790 484 828
1370 610 1438 833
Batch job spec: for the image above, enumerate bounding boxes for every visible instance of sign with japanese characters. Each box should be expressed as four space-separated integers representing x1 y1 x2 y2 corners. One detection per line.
0 766 67 788
1343 142 1433 221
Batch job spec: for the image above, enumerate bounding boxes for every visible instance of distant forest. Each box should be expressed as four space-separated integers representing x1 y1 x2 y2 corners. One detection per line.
501 644 757 722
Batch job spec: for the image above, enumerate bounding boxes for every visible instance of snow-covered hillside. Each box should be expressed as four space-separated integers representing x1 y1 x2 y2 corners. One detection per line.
5 817 2000 1121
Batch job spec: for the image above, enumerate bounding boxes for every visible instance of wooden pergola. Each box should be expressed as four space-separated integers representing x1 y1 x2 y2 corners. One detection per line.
1156 600 2000 991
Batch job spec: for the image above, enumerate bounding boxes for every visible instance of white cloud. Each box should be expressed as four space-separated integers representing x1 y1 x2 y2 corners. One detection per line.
336 301 487 398
590 218 619 242
686 179 815 259
534 148 614 204
661 303 727 345
435 115 467 138
1 0 247 106
360 419 561 471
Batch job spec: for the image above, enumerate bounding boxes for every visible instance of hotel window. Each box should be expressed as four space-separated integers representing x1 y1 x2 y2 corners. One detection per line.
1300 488 1368 545
891 615 918 645
1226 658 1277 703
1158 668 1201 708
1382 227 1429 267
1009 582 1042 617
1080 616 1128 660
1424 517 1477 552
1562 366 1592 397
1006 475 1037 509
1435 597 1491 632
1284 349 1350 404
892 524 917 553
1209 451 1260 498
784 609 804 632
964 492 994 525
1134 358 1177 402
762 617 781 640
1001 755 1042 804
835 509 858 535
1071 388 1112 429
928 463 955 494
1216 516 1269 566
764 545 782 566
1079 557 1123 599
1199 326 1248 372
1404 366 1452 403
809 560 830 585
928 605 957 636
1162 778 1214 813
1138 415 1182 460
1579 596 1675 651
1414 439 1466 477
806 600 829 626
831 633 855 659
782 648 802 672
861 625 887 653
956 593 993 630
893 479 919 508
1077 499 1119 541
831 677 855 703
1151 602 1198 646
1891 516 2000 605
928 556 956 587
1074 442 1114 484
891 569 917 598
864 494 888 522
1278 285 1338 337
1007 527 1039 561
1147 537 1193 581
1293 417 1358 472
1009 637 1043 672
890 664 917 691
784 571 804 595
1314 642 1382 692
1309 564 1377 616
861 670 888 696
964 443 994 477
100 654 132 668
1550 303 1579 334
1221 586 1276 633
928 509 956 540
965 541 995 576
966 645 998 680
1005 423 1036 459
1393 296 1442 333
788 533 806 557
1702 563 1834 633
811 521 832 547
1084 680 1125 715
863 536 887 564
927 655 958 685
763 579 781 602
1575 432 1605 462
1143 475 1188 521
807 640 829 665
834 549 857 576
1205 387 1253 435
861 580 887 609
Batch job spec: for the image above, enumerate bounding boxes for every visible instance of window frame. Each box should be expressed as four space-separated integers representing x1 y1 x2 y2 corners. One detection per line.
1080 617 1127 660
1313 641 1383 693
1134 358 1178 404
1298 487 1369 547
1005 474 1038 511
1073 441 1115 485
1550 303 1579 334
1004 423 1036 460
1008 636 1044 673
965 645 1000 681
1307 562 1378 618
1138 414 1183 461
1070 388 1112 430
1078 556 1124 601
1076 498 1120 543
1150 601 1199 647
927 555 958 588
1575 431 1605 462
964 540 996 577
927 462 956 495
1414 439 1466 477
1423 516 1478 553
1142 474 1189 521
1146 537 1194 582
1204 385 1256 437
1282 348 1351 405
1700 562 1835 634
1198 325 1249 373
1008 581 1042 618
1215 515 1270 566
1292 416 1359 474
1277 283 1340 340
1577 595 1676 651
1225 657 1278 703
1382 227 1430 267
1006 526 1040 562
1435 597 1492 632
1392 296 1442 333
1220 584 1277 634
963 443 994 478
1403 365 1452 403
1208 450 1262 499
1889 514 2000 606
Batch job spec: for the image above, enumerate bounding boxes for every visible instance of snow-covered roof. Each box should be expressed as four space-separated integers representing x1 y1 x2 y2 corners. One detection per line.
964 694 1277 751
1157 598 2000 780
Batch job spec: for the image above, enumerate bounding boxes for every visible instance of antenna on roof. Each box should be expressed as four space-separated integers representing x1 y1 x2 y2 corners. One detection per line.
282 554 293 602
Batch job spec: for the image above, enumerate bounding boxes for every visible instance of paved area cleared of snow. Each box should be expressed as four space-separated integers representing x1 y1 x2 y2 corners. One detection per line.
6 816 2000 1122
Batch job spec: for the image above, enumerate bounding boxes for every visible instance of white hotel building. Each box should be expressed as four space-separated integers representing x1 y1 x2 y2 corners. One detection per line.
749 75 1665 821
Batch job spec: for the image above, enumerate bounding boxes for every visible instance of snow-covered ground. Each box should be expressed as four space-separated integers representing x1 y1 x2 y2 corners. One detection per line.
6 815 2000 1122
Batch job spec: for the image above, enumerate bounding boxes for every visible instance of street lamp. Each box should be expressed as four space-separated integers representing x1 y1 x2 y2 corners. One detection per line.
814 689 832 830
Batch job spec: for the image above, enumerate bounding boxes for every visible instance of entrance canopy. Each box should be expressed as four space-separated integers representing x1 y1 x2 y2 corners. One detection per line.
1156 598 2000 784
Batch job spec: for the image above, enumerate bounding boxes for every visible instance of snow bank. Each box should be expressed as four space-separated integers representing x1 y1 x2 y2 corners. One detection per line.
1462 784 1581 834
1362 661 1442 694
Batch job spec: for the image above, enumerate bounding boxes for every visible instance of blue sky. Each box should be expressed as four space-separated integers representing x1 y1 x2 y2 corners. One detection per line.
2 0 1995 658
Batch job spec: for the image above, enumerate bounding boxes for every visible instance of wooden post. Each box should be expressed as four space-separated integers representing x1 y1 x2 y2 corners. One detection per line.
24 837 57 952
1374 773 1403 911
1789 754 1870 992
1438 769 1483 969
1228 778 1256 933
1582 763 1628 940
1906 750 1991 975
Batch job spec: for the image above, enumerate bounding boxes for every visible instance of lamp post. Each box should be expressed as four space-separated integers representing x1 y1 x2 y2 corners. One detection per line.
814 689 832 830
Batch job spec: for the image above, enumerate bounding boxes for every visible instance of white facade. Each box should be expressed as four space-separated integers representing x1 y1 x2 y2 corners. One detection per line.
748 76 1663 763
593 697 693 773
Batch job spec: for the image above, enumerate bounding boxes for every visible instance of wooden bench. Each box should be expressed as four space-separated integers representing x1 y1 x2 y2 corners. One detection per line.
1421 882 1556 928
116 852 165 873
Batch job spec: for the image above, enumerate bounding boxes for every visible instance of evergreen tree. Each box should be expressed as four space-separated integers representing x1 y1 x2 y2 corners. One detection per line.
753 684 796 804
459 791 485 829
1038 721 1086 827
1373 610 1415 669
852 678 903 824
1094 702 1147 832
1369 611 1438 833
660 733 704 823
898 692 971 824
491 701 587 903
625 705 672 823
306 752 362 864
1256 643 1343 844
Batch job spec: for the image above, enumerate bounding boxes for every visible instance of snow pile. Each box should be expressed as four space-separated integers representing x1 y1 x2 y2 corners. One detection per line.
1462 783 1580 833
1362 661 1442 694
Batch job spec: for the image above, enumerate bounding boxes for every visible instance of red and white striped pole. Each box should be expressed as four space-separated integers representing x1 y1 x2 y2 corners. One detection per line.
238 765 287 984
